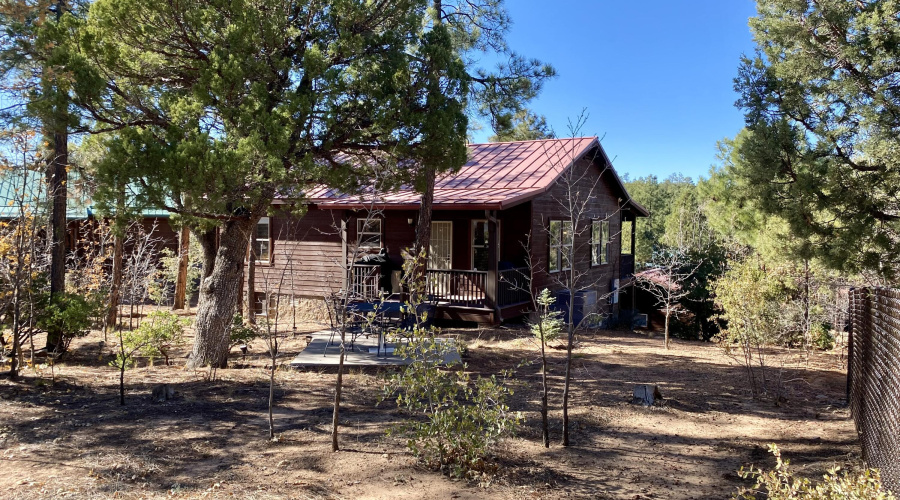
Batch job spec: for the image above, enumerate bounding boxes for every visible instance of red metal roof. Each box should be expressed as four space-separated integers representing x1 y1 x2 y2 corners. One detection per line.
303 137 647 214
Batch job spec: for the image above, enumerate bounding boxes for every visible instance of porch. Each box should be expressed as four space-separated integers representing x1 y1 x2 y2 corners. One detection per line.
350 264 531 323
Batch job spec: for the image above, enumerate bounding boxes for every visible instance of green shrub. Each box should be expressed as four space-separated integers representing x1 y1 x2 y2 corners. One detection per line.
735 444 896 499
229 314 259 350
134 311 189 365
531 288 563 344
36 292 105 349
810 323 835 351
383 326 521 479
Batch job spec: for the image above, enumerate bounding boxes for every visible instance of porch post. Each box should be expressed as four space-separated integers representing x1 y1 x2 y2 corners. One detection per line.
630 213 636 257
340 216 348 292
486 211 498 315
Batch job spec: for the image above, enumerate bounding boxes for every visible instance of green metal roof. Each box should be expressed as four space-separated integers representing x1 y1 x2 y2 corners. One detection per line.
0 168 169 220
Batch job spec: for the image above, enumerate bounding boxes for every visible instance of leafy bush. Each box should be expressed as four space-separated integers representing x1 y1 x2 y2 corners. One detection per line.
36 292 105 349
111 311 189 368
229 314 259 350
810 322 835 351
735 444 896 499
383 326 520 479
134 311 189 365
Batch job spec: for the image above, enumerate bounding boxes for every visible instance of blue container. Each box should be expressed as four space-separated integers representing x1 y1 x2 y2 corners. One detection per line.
553 289 598 327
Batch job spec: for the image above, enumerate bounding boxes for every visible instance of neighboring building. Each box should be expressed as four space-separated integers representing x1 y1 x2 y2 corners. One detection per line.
250 137 648 325
0 169 178 257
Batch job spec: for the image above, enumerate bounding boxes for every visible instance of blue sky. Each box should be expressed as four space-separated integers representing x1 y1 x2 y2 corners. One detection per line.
471 0 760 182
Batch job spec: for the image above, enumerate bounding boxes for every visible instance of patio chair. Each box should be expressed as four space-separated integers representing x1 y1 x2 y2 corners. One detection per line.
323 293 365 356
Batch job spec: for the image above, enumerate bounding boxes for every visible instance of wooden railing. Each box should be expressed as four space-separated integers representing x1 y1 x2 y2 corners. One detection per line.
350 264 381 300
498 267 531 307
426 269 487 308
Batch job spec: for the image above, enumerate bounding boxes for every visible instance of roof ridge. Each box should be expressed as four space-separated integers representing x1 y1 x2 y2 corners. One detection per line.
466 136 597 146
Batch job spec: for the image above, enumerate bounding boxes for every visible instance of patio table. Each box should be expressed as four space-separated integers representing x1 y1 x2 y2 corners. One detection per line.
347 301 408 357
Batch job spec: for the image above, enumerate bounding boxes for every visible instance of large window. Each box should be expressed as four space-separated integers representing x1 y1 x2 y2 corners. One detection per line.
621 219 633 255
253 217 271 263
357 218 382 249
591 219 609 266
472 220 489 271
549 220 573 272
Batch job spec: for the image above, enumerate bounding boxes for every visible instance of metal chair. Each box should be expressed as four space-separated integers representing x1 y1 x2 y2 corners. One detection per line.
323 293 365 357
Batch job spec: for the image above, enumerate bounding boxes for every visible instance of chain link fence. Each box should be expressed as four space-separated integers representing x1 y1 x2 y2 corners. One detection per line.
848 288 900 493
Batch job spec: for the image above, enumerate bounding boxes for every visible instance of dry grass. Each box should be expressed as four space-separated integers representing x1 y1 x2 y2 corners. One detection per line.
0 313 861 499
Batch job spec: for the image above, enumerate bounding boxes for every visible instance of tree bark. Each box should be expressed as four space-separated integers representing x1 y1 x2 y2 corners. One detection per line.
540 338 549 448
561 279 576 447
187 219 253 369
246 229 257 324
195 227 219 280
173 225 190 310
45 129 68 351
105 229 124 336
332 341 345 452
413 164 436 294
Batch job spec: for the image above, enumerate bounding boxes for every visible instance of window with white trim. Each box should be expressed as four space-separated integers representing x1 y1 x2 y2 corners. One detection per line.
253 217 271 263
549 220 573 272
591 219 610 266
357 218 382 249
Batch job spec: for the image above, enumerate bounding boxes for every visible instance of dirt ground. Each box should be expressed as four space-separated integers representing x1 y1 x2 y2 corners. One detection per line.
0 316 860 499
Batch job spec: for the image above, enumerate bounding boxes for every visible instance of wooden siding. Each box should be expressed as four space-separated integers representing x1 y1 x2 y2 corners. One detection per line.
530 158 623 317
251 206 345 298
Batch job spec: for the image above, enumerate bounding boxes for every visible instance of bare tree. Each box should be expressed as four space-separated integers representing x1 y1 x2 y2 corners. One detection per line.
635 247 701 350
539 115 627 447
326 168 392 452
0 128 47 378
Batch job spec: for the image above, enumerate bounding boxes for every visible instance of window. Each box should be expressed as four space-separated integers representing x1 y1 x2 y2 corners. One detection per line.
472 220 489 271
549 220 573 272
253 217 271 263
591 219 609 265
621 219 633 255
357 218 382 248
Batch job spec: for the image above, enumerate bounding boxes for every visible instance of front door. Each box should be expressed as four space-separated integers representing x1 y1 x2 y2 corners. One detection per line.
428 221 452 296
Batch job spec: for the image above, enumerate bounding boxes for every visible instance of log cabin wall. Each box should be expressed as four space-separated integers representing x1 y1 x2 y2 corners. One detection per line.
530 157 623 317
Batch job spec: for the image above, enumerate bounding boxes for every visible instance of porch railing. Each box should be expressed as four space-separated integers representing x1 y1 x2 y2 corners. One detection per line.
426 269 487 308
350 264 381 300
353 265 532 311
498 267 531 307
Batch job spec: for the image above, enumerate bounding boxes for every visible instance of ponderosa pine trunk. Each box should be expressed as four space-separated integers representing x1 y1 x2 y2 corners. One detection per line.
173 225 190 310
187 219 253 369
105 230 124 337
45 129 68 352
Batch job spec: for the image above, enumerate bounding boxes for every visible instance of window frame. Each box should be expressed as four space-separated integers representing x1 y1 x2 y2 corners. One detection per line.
356 217 382 249
591 218 610 266
471 219 488 271
549 219 573 273
253 216 272 264
621 219 633 256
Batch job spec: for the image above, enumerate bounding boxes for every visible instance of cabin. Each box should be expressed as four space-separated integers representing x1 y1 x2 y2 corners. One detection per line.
0 170 178 259
249 137 648 325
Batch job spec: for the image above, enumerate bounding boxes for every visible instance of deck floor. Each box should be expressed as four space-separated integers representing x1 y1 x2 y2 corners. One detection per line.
289 329 461 367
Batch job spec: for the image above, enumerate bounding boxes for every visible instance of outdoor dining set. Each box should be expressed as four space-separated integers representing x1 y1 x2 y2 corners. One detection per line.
322 293 436 358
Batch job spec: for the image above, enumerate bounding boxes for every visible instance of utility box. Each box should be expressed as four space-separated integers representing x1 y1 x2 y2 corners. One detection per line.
554 289 598 327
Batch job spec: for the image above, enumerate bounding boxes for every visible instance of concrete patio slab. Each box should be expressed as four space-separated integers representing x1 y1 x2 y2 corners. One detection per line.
289 330 461 367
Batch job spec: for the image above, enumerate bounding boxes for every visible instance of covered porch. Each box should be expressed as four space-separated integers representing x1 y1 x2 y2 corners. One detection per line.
347 204 534 324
